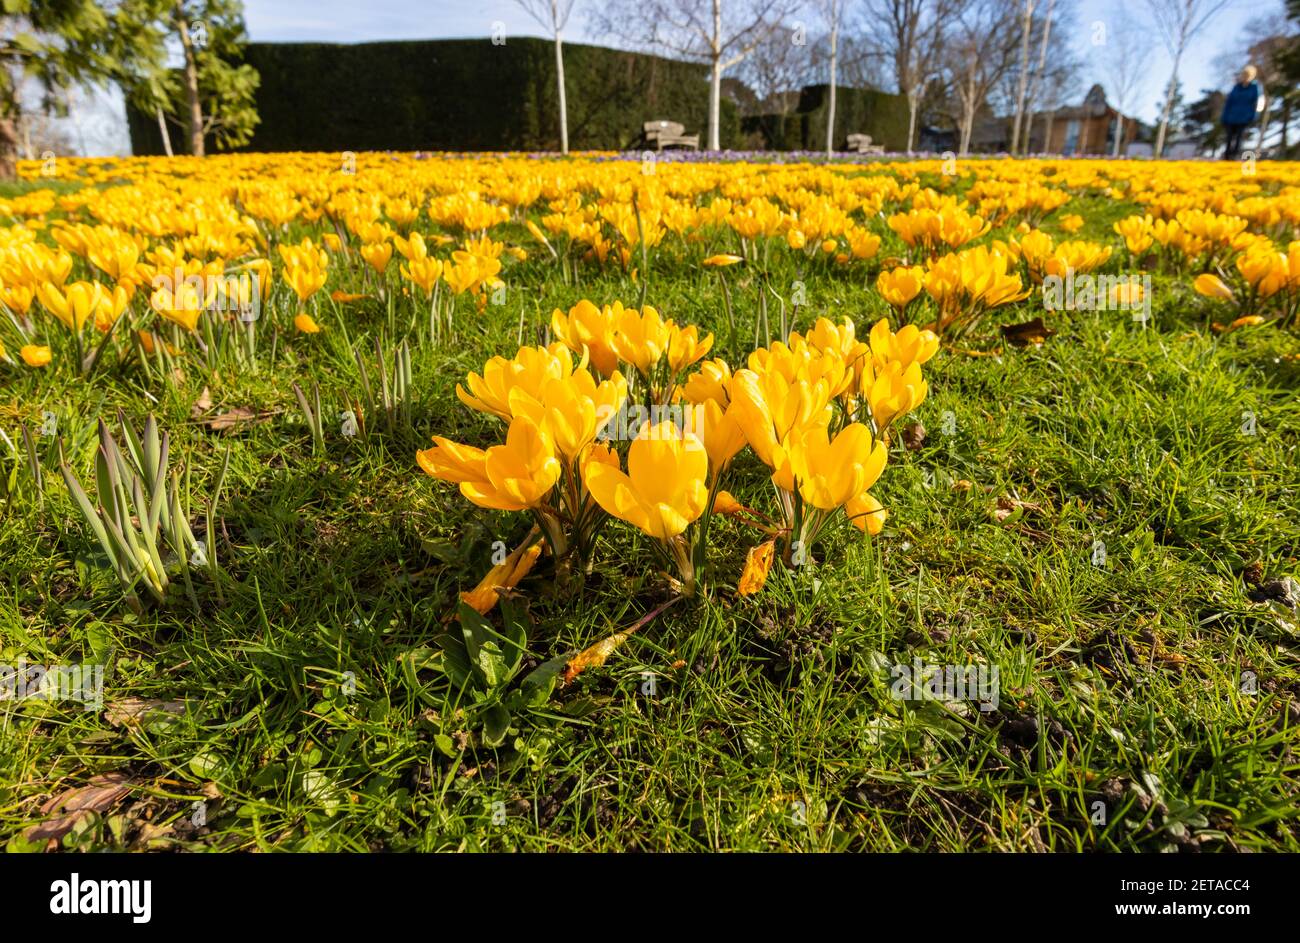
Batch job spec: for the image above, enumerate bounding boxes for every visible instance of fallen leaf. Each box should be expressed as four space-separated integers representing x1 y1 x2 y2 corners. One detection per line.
104 698 186 728
24 772 133 848
207 407 263 433
1000 317 1056 347
133 821 174 846
993 495 1042 523
190 386 212 418
900 419 926 451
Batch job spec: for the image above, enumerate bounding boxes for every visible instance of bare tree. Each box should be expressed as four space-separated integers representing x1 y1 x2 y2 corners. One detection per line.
1009 0 1038 154
816 0 844 154
835 32 890 89
1145 0 1236 157
590 0 797 150
515 0 579 154
1018 0 1056 152
1103 9 1152 155
739 24 813 114
868 0 957 154
949 0 1020 154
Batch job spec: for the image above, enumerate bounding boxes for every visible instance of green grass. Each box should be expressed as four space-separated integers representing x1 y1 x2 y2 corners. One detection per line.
1 186 1299 852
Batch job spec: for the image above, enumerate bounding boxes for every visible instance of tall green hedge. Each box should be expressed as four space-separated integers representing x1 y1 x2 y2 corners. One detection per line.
740 85 910 152
802 85 911 152
127 37 739 154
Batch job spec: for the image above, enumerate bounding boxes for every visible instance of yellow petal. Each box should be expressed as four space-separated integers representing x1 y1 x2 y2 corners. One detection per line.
21 344 52 367
737 540 776 596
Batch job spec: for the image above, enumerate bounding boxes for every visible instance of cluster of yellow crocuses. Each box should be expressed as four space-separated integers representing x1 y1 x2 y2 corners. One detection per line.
419 299 937 607
8 151 1300 375
1193 240 1300 330
0 171 533 371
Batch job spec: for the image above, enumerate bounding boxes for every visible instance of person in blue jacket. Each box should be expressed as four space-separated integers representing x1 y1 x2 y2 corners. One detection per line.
1221 66 1262 159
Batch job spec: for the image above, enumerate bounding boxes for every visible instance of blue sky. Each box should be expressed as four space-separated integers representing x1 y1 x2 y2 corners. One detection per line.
66 0 1271 154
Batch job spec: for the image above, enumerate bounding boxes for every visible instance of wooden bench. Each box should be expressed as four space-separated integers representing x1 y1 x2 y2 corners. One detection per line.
638 120 700 151
846 133 885 155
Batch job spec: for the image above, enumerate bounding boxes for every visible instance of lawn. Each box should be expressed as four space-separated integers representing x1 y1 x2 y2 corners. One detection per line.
1 154 1298 852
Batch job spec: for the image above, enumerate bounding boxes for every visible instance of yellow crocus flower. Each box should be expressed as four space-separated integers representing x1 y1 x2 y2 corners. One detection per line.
550 299 620 377
876 266 924 309
788 421 886 511
610 304 671 374
361 242 393 274
401 256 443 296
583 420 708 542
456 343 579 421
418 415 561 512
864 359 928 431
37 281 106 332
1193 273 1234 300
869 319 939 369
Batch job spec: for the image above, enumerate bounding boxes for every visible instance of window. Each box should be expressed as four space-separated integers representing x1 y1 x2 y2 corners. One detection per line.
1063 120 1081 155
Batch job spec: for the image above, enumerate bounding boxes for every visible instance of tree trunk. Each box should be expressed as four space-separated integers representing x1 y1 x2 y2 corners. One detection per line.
709 0 722 151
907 90 920 154
959 73 976 156
708 59 722 151
555 33 569 154
1021 0 1054 154
1009 0 1036 156
826 18 838 157
959 93 975 156
1113 114 1123 156
1255 93 1271 156
0 116 18 181
157 107 175 158
176 11 205 157
1154 46 1183 158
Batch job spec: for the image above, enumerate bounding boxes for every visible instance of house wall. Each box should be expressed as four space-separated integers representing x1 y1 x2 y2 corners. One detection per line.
1034 111 1138 155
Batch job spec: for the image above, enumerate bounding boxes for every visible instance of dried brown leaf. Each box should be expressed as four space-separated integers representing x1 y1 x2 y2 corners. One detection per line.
25 772 133 848
1000 317 1056 347
900 419 927 452
207 407 262 433
104 698 186 728
191 386 213 417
